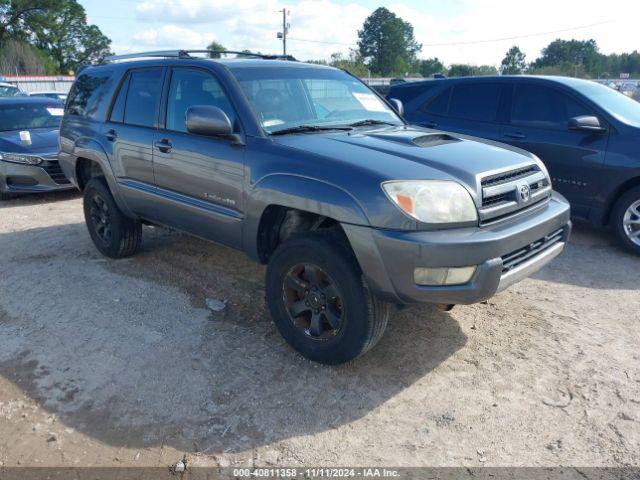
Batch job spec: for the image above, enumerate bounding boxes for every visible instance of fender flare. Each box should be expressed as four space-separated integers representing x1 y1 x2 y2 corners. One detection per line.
72 137 137 218
242 174 370 261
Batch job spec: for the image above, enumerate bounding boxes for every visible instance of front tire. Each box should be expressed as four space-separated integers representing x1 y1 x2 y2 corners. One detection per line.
265 231 391 365
83 177 142 258
612 186 640 255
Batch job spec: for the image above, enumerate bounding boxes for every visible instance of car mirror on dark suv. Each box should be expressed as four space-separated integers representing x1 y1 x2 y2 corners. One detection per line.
568 115 607 134
186 105 239 141
388 98 404 116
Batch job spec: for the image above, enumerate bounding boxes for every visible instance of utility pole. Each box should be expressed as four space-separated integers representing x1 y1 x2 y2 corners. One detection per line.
276 8 289 56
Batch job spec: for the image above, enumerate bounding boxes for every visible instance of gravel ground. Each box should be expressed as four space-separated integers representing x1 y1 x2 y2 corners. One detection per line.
0 191 638 468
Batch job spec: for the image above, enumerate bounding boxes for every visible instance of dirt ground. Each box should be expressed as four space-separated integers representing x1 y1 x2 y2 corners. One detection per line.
0 191 638 468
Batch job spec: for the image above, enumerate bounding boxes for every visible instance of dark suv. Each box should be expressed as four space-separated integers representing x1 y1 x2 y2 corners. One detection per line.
59 52 571 364
389 76 640 254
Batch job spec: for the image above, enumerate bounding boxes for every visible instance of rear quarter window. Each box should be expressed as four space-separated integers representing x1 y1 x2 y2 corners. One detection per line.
65 70 114 119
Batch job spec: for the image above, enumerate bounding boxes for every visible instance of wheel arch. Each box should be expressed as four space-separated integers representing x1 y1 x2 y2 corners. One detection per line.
243 174 370 263
602 175 640 225
71 138 136 218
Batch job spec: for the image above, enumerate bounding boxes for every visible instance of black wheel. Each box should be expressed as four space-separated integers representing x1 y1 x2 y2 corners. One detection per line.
612 186 640 255
265 231 391 365
83 177 141 258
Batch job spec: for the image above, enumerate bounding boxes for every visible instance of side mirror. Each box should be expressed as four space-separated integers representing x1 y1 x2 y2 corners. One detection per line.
186 105 233 137
388 98 404 116
568 115 607 134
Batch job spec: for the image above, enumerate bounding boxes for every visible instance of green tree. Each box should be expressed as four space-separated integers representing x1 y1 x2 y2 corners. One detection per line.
328 50 369 77
357 7 421 76
473 65 498 76
1 0 50 45
416 57 444 77
206 40 225 58
447 64 474 77
500 46 526 74
30 0 111 73
532 38 602 76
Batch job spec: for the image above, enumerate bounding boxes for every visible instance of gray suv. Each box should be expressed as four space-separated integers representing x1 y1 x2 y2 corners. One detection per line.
59 51 571 364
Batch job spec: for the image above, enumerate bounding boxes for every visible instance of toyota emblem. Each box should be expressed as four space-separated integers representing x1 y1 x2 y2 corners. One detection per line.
519 184 531 203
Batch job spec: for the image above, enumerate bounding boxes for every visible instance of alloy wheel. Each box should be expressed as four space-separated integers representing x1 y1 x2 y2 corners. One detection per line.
623 199 640 247
282 263 344 340
89 193 112 244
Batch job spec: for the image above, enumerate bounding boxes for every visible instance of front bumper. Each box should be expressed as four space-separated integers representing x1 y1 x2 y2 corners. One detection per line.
0 158 74 194
343 192 571 305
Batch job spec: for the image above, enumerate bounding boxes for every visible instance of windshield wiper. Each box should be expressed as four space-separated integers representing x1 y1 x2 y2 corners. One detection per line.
269 124 352 136
348 119 398 128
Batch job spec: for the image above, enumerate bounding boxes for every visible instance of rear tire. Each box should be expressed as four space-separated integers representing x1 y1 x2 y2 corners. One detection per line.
611 186 640 255
83 177 141 258
265 231 391 365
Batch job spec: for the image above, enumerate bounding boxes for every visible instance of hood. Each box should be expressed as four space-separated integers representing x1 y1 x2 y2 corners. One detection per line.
0 127 59 156
273 125 544 198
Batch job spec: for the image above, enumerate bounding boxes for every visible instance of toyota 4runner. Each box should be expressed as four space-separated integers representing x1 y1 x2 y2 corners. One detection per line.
59 51 571 364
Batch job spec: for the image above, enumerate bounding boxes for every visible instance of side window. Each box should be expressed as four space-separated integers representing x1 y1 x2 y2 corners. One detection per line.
166 69 236 133
109 74 130 123
122 68 163 128
66 70 114 119
420 87 451 116
512 84 591 129
449 83 502 122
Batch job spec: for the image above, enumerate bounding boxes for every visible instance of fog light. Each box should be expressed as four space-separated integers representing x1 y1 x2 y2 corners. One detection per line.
414 266 476 286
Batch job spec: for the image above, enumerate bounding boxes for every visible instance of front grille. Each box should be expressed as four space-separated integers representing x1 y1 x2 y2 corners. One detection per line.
481 165 539 188
501 228 564 273
41 160 71 185
479 164 552 223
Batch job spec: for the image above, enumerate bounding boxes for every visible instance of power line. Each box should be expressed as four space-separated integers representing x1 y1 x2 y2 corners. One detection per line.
287 20 613 49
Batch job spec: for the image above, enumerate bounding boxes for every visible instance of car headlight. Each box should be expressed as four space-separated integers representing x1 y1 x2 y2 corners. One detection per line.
382 180 478 224
0 152 43 165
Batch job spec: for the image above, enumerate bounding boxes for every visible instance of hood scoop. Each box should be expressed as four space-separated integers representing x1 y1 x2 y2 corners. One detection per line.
365 131 460 148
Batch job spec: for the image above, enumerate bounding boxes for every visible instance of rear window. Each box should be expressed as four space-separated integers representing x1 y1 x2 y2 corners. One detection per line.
420 87 451 115
65 70 114 119
391 82 437 104
449 83 502 122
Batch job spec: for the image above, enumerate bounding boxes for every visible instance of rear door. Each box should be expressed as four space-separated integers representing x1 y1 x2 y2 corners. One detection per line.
501 82 609 216
104 67 164 217
151 67 245 248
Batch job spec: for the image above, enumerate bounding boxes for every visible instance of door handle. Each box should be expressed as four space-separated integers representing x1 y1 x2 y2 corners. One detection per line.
154 138 172 153
105 129 117 141
504 132 526 139
425 121 438 128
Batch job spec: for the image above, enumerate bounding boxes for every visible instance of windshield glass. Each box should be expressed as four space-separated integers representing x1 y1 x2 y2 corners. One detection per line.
573 80 640 127
0 103 63 131
231 66 402 133
0 85 21 97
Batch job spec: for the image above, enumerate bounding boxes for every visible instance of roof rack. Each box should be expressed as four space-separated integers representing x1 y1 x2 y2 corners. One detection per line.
102 50 296 63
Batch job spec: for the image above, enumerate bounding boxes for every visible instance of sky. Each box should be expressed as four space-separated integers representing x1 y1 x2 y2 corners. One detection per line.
80 0 640 67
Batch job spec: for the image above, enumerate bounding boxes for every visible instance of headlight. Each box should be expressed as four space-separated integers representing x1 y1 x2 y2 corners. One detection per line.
382 180 477 224
0 152 43 165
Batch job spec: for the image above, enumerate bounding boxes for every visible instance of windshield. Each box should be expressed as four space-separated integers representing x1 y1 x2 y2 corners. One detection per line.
0 85 21 97
0 103 63 131
231 66 402 133
573 81 640 128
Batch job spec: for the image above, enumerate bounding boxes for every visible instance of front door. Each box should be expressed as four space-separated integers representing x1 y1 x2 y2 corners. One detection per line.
502 83 609 218
151 67 245 248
